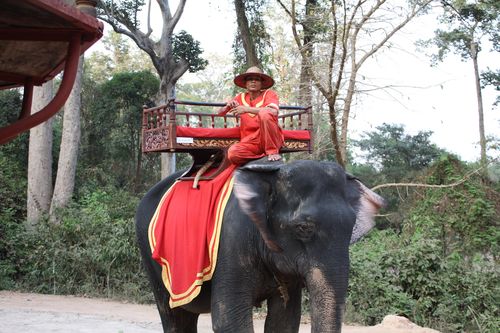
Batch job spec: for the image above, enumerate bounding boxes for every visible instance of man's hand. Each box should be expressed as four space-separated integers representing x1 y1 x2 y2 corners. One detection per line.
229 105 248 116
218 99 239 115
227 100 239 109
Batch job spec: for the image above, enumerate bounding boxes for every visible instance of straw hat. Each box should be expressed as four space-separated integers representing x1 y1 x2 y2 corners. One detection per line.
234 66 274 89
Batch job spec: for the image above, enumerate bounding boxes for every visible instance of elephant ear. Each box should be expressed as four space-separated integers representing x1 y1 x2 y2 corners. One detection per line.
233 158 283 252
346 174 386 244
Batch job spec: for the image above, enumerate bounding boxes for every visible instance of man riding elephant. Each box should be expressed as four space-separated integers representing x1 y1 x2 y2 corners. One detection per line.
135 158 385 332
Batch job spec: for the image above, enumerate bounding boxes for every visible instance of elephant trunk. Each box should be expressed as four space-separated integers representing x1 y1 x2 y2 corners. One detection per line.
305 266 348 333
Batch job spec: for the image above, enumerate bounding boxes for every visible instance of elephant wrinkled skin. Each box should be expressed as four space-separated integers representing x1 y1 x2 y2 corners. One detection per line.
135 159 385 333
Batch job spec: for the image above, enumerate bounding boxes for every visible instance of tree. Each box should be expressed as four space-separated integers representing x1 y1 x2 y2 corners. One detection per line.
423 0 499 167
98 0 208 177
81 70 160 191
27 81 54 228
278 0 433 168
50 1 100 219
85 31 155 84
352 123 446 230
79 34 163 191
353 123 444 182
50 57 83 220
233 0 272 73
277 0 321 106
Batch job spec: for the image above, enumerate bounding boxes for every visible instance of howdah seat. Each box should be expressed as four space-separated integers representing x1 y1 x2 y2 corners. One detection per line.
142 99 313 182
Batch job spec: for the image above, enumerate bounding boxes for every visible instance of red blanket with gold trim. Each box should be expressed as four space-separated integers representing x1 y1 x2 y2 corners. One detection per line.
148 165 237 308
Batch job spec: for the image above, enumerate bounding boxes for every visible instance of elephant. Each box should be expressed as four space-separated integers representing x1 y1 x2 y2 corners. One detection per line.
135 159 385 333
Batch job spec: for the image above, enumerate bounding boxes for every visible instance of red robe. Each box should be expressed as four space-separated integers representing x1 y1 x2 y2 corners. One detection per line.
228 89 284 165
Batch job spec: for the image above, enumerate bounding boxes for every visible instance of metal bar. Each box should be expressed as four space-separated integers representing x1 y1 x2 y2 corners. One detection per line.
277 110 308 118
19 78 34 120
145 101 309 112
174 100 309 111
0 33 82 144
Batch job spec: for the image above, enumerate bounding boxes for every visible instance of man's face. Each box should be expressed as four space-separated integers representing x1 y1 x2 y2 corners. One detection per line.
245 76 263 92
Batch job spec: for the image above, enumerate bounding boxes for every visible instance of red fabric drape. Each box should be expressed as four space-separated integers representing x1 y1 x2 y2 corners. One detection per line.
228 90 284 165
148 165 237 308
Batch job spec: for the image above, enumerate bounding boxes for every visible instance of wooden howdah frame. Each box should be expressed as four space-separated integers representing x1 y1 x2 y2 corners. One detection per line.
142 99 313 182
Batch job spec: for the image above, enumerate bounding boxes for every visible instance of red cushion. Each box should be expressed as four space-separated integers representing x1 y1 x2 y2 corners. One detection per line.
176 126 310 141
283 129 310 140
177 126 240 138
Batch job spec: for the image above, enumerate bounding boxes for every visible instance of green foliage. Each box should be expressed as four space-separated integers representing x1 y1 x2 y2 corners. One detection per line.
425 0 499 63
347 230 416 325
351 123 446 229
97 1 208 82
233 0 273 75
0 89 22 127
353 123 444 180
0 90 28 163
0 152 27 222
419 0 500 76
405 155 498 255
98 0 146 29
4 188 153 303
348 155 499 332
349 231 499 332
0 152 27 289
0 90 29 289
173 31 209 73
481 68 500 105
80 70 161 193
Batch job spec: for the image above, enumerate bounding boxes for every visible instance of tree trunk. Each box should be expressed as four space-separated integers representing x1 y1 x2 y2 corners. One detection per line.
135 138 143 191
234 0 260 67
160 78 176 178
27 81 54 228
50 1 96 217
284 1 432 170
339 61 359 168
471 42 487 167
50 55 84 219
161 153 176 178
328 103 345 168
298 0 317 107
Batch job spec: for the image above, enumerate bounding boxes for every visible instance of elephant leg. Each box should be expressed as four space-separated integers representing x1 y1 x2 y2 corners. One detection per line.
264 285 302 333
145 270 199 332
210 267 255 333
139 247 199 332
211 291 254 333
160 306 199 333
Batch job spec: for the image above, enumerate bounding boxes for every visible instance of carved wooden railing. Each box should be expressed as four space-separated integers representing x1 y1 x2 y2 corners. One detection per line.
142 99 313 154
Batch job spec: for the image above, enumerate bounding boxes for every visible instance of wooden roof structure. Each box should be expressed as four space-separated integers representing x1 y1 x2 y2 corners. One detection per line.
0 0 103 144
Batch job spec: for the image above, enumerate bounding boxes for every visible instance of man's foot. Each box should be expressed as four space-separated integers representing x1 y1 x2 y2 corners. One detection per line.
267 153 282 161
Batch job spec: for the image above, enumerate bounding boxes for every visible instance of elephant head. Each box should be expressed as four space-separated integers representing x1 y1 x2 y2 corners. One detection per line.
233 159 385 332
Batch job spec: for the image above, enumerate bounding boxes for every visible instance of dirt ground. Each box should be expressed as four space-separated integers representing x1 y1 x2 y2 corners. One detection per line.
0 291 440 333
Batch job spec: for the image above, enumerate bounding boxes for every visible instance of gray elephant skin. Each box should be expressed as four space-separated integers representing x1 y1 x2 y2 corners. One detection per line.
135 159 385 333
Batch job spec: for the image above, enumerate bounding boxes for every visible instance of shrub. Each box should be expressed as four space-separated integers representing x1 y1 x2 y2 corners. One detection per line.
0 151 27 289
347 156 499 332
10 188 153 303
347 230 415 325
348 231 499 332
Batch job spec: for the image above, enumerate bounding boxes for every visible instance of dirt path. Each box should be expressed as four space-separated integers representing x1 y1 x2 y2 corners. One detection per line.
0 291 439 333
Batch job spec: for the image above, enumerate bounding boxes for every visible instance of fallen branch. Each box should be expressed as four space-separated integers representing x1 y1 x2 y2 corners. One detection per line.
371 157 498 192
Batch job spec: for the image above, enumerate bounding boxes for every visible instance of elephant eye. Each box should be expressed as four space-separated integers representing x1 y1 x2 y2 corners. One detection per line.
293 221 316 241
